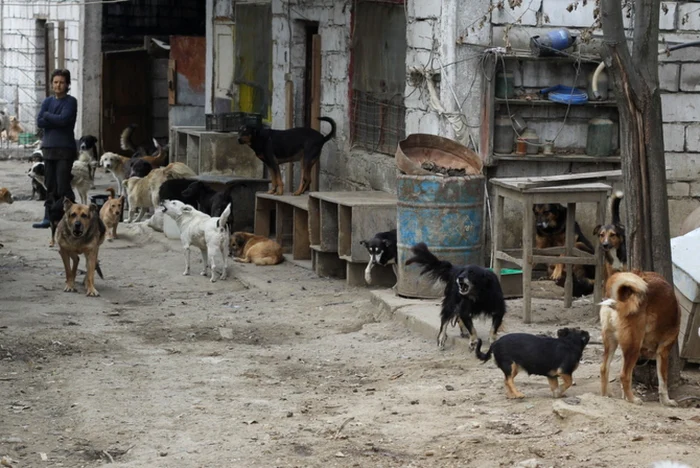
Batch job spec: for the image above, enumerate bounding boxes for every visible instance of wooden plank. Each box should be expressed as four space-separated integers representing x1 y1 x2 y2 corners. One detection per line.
563 202 576 307
57 21 65 69
285 79 294 194
522 200 534 324
168 59 177 105
490 170 621 190
293 207 311 260
310 34 322 192
530 255 597 265
480 54 496 166
46 23 55 75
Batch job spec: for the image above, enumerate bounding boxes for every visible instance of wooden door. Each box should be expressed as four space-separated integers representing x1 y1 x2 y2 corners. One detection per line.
101 49 150 153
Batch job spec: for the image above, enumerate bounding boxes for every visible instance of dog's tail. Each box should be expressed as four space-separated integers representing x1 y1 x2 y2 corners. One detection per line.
318 117 336 143
106 187 116 199
405 242 454 284
120 124 138 153
163 162 197 180
96 261 104 280
474 339 493 362
602 272 647 318
611 190 624 226
217 203 232 231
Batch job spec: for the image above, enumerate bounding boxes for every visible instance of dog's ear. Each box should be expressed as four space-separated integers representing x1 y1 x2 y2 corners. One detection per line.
593 224 602 236
581 330 590 346
182 205 193 213
89 203 99 215
556 328 570 338
360 240 368 247
62 197 73 212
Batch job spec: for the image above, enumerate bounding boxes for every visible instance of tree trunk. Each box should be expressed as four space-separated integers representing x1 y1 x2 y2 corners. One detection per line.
600 0 682 386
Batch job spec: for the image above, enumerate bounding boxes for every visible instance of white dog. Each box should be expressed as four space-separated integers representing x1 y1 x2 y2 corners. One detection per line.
161 199 231 282
71 159 97 204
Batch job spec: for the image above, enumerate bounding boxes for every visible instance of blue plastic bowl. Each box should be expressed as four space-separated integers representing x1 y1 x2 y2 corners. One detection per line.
539 85 588 105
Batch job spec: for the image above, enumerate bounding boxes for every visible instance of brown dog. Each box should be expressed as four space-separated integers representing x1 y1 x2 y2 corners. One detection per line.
593 191 627 283
56 199 106 296
599 271 680 406
100 187 124 241
533 203 596 297
7 116 24 143
0 187 13 204
230 231 284 265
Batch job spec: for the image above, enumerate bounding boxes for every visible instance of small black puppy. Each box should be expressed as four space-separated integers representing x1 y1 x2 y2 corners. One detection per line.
475 328 590 399
210 182 247 232
158 178 199 207
360 229 397 285
406 242 506 350
124 157 153 179
46 194 66 247
181 181 217 215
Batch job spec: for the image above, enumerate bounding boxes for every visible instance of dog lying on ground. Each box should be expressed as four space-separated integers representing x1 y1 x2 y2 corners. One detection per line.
593 191 627 282
28 161 47 200
0 187 14 204
476 328 590 399
237 117 336 195
230 231 284 266
533 203 596 297
100 187 124 241
161 199 232 282
360 229 398 285
406 242 506 350
100 152 131 196
599 271 680 407
56 198 106 296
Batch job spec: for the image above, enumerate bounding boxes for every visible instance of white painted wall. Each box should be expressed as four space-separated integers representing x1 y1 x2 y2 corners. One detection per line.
0 1 83 135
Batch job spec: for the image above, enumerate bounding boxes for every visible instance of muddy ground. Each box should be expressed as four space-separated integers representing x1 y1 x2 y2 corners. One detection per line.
1 158 699 468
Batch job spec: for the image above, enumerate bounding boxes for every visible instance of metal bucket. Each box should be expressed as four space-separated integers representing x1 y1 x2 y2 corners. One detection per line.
396 174 485 299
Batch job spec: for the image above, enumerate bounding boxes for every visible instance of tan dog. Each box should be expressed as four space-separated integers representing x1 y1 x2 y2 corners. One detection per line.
7 116 24 143
0 187 13 204
99 187 124 241
123 162 196 222
230 231 284 265
599 271 680 406
56 199 106 296
99 152 131 196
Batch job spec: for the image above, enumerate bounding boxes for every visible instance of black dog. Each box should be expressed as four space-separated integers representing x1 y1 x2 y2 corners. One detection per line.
210 182 248 232
406 242 506 350
78 135 99 182
475 328 590 399
181 181 217 215
158 178 199 207
124 158 153 179
532 203 595 297
237 117 336 196
46 194 65 247
120 123 155 158
360 229 397 285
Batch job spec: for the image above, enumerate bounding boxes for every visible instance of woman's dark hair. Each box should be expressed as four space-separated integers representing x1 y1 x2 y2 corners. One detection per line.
50 68 71 91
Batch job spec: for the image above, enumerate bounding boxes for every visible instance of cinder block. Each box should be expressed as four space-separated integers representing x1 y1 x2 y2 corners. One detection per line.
492 0 537 26
410 0 440 19
686 125 700 152
660 63 680 92
662 93 700 122
664 123 685 152
680 63 700 92
407 19 434 50
677 3 700 31
667 181 691 197
542 0 597 27
669 198 700 238
664 152 700 180
321 25 347 53
312 249 346 278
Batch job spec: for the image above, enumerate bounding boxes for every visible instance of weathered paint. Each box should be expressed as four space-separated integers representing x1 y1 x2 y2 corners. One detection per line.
397 174 484 299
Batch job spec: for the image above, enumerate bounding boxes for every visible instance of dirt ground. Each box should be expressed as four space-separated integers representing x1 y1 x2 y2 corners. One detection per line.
1 158 700 468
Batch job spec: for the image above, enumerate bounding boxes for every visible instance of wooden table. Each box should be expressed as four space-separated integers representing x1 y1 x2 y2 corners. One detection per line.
490 176 612 323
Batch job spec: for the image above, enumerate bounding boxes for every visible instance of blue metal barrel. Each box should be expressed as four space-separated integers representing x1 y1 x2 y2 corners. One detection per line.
397 174 485 299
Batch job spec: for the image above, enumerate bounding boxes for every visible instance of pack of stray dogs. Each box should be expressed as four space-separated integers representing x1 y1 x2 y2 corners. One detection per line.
357 189 682 411
28 121 682 414
29 124 287 298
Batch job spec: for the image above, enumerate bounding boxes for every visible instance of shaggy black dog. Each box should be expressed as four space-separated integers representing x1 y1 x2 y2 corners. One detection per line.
157 178 199 207
360 229 397 285
406 242 506 350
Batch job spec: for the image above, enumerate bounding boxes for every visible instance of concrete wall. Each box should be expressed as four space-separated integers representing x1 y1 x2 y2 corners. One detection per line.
0 2 82 134
168 36 206 130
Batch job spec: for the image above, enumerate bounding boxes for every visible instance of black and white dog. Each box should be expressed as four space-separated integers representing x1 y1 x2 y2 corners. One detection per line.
78 135 99 184
28 160 47 200
406 242 506 350
360 229 397 285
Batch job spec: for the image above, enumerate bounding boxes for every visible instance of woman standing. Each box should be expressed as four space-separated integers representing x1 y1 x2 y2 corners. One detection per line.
32 68 78 229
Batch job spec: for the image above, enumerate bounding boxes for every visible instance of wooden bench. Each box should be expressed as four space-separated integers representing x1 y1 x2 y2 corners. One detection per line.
490 176 612 323
254 193 311 261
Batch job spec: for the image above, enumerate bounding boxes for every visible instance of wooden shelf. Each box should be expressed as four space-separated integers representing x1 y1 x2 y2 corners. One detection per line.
495 98 617 107
493 153 621 163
